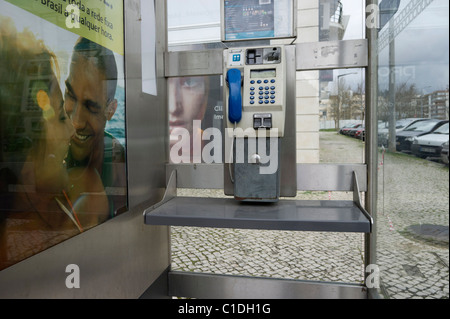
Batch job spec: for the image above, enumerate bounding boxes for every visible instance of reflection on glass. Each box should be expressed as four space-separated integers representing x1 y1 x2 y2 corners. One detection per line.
167 0 221 45
317 68 365 164
319 0 364 42
376 0 449 299
316 1 366 164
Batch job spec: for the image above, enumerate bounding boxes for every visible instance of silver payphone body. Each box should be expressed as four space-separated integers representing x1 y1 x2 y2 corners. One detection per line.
224 45 287 202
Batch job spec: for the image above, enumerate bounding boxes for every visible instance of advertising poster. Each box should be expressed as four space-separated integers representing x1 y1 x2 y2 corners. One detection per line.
168 75 223 164
0 0 126 270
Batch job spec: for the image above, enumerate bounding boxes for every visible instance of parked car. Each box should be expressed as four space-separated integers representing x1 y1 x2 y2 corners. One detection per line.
354 125 365 140
340 123 362 136
411 122 449 158
347 124 364 137
396 118 427 130
378 118 428 147
339 124 354 135
378 122 388 145
441 140 449 165
396 119 448 152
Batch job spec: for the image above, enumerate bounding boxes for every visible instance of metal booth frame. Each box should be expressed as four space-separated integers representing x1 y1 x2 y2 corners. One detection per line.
0 0 380 299
144 0 380 299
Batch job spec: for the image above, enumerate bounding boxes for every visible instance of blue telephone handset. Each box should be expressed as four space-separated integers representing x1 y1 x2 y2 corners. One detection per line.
226 68 242 124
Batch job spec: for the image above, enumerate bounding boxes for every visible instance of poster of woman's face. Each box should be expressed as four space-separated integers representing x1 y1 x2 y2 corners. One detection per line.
168 75 223 163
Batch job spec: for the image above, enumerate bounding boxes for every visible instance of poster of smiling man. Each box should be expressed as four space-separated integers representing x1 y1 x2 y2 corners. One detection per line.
0 0 126 270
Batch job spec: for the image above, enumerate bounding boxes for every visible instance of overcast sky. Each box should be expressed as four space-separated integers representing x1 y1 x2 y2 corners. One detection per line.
167 0 448 92
375 0 449 92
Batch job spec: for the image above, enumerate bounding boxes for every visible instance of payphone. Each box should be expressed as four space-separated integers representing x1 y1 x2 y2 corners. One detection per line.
224 45 287 202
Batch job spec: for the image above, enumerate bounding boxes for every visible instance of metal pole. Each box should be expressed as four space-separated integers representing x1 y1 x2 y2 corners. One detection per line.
365 0 380 299
388 18 397 152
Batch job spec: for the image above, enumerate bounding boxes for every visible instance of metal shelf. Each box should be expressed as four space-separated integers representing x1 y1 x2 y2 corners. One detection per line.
143 171 372 233
142 169 373 299
144 196 371 233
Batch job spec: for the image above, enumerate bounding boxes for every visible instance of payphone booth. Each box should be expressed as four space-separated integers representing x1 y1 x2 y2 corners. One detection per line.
144 0 375 299
0 0 377 299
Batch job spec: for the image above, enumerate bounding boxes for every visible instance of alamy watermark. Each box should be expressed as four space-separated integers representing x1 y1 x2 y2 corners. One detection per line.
65 4 80 29
366 264 381 289
65 264 80 289
170 120 279 175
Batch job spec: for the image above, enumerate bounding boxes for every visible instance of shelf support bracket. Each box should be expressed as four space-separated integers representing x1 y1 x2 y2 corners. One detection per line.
353 171 373 232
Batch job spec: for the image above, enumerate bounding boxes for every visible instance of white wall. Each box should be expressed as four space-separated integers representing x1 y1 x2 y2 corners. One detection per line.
295 0 320 163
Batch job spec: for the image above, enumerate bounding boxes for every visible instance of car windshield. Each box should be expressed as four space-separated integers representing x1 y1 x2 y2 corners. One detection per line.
396 119 416 129
404 120 439 132
432 123 449 134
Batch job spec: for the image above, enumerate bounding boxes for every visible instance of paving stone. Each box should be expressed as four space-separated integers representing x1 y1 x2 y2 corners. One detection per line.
170 132 449 299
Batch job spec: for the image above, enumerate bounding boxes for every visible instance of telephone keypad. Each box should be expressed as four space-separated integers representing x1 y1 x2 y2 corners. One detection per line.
250 79 276 105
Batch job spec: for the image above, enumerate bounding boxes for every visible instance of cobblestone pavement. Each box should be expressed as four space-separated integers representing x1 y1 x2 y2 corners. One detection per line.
376 147 449 299
171 132 449 299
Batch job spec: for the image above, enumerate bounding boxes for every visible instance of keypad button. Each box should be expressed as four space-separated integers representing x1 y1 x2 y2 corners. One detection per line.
257 80 262 84
250 80 255 84
270 86 275 90
250 96 255 100
259 91 264 95
264 79 268 83
250 100 255 105
270 100 275 104
264 100 269 104
270 95 275 99
271 79 276 83
259 101 264 104
250 87 255 90
250 91 255 95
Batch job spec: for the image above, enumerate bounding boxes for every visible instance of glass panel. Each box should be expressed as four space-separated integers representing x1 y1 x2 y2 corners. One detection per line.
0 0 127 270
319 0 365 41
318 0 366 159
167 0 221 46
376 0 449 299
318 68 366 163
295 1 366 165
223 0 294 41
294 67 365 164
